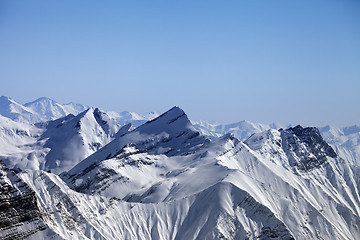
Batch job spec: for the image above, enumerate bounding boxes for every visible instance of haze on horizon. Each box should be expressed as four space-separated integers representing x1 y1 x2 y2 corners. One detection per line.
0 0 359 127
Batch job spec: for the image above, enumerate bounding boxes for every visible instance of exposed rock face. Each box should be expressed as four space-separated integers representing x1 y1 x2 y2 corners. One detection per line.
0 161 46 240
245 125 337 171
281 125 337 170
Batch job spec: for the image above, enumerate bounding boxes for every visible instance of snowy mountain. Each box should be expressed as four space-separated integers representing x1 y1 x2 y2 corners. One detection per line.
107 110 159 128
0 114 46 170
51 107 359 240
63 107 207 179
0 96 36 123
319 125 360 166
0 108 125 174
193 119 289 140
1 96 358 168
24 97 87 121
35 107 123 174
0 161 60 240
0 96 87 124
193 120 360 167
1 103 360 239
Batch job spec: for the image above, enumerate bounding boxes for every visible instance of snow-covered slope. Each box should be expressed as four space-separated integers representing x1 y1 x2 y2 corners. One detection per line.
228 128 360 239
0 96 158 128
0 96 37 123
2 96 358 167
64 106 208 178
320 125 360 166
19 169 295 240
194 120 360 166
55 107 360 240
0 96 87 124
107 110 159 128
1 104 360 239
24 97 87 122
0 115 47 170
36 108 123 174
0 108 124 174
193 119 288 140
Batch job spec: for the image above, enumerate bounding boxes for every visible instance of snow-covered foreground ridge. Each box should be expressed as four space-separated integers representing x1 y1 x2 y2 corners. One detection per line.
1 106 360 240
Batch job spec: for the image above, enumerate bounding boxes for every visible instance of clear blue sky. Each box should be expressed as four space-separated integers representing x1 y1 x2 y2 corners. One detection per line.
0 0 359 126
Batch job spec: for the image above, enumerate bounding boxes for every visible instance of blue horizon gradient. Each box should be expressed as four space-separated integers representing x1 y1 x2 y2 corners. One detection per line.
0 0 359 126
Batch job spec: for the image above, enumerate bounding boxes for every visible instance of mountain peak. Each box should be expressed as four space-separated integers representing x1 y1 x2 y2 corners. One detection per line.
0 96 35 123
281 125 337 170
37 107 121 173
66 106 206 176
245 126 337 171
165 105 182 114
137 106 187 132
34 97 52 102
24 97 57 106
0 96 19 105
342 125 360 136
0 95 11 101
145 106 183 121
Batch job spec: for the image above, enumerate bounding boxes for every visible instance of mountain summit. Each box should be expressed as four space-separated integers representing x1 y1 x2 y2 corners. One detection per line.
0 96 35 123
56 119 360 240
0 107 123 174
24 97 87 121
282 125 337 170
1 100 360 239
66 106 208 177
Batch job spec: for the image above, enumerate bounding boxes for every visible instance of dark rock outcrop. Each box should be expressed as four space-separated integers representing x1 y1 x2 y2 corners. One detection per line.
0 161 46 240
281 125 337 170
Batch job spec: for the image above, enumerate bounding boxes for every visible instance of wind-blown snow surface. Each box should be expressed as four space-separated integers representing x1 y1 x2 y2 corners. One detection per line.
0 96 87 124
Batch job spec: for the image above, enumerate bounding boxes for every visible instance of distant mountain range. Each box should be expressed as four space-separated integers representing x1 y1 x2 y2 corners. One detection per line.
193 120 360 166
0 97 159 174
0 96 88 124
0 96 359 239
0 96 359 169
0 96 158 126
